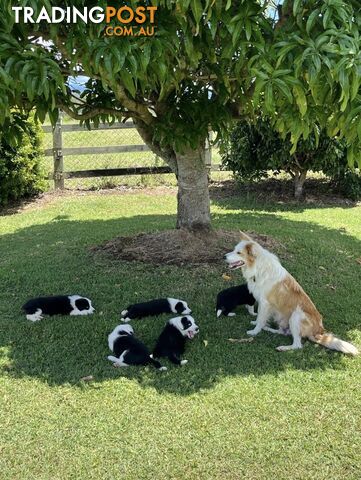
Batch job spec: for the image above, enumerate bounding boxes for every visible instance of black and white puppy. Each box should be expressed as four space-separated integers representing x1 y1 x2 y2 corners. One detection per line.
22 295 95 322
216 284 256 318
107 324 167 371
121 298 191 322
152 315 199 366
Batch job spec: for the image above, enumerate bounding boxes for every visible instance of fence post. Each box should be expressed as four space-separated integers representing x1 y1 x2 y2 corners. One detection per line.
53 113 64 189
205 130 213 173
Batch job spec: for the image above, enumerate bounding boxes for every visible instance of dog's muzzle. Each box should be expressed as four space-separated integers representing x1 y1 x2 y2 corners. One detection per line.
228 260 245 270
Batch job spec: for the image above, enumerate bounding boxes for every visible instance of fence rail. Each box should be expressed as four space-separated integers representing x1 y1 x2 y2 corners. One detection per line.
42 121 136 133
64 166 172 179
43 115 213 189
44 144 151 157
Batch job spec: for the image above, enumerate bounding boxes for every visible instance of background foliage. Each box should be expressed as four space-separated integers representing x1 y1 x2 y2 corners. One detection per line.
0 0 361 166
221 118 361 199
0 113 46 205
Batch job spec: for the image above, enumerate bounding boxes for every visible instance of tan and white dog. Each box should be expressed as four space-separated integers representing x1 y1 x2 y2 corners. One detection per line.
225 232 358 355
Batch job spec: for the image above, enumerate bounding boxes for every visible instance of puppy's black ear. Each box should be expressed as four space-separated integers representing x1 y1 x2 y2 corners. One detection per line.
181 317 192 330
75 298 90 311
175 301 185 313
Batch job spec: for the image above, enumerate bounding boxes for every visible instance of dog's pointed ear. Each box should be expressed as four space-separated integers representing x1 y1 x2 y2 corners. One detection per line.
245 242 257 257
239 231 252 241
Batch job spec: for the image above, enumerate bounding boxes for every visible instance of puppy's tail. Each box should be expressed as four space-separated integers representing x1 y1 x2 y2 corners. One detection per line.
148 354 167 371
309 333 359 356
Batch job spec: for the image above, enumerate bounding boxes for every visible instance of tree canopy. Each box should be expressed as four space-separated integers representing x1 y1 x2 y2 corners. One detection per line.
1 0 361 227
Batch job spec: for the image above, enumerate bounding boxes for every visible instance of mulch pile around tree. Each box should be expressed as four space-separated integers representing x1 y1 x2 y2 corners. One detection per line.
91 228 284 267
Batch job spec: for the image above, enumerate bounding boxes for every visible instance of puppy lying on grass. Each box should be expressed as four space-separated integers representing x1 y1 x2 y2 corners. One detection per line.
22 295 94 321
121 298 191 322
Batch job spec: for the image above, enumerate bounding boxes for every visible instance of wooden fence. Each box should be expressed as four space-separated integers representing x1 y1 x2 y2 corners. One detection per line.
43 117 213 189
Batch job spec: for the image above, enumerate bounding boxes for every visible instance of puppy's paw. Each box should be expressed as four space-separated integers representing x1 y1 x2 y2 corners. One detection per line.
180 359 188 366
276 345 294 352
121 317 131 323
249 320 257 325
227 313 236 317
246 328 260 336
159 366 167 372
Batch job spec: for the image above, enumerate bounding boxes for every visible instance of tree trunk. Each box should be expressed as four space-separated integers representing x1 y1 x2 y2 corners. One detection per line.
175 145 211 230
134 121 211 230
294 170 307 200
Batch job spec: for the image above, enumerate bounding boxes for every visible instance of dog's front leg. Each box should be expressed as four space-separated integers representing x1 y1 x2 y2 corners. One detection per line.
168 354 188 366
247 302 270 336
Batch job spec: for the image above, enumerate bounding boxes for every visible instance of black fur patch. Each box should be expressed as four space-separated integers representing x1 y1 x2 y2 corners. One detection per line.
181 317 192 330
175 301 185 313
75 298 90 311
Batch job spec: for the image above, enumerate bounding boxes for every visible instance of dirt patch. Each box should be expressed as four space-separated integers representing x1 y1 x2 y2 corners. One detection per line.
91 229 284 267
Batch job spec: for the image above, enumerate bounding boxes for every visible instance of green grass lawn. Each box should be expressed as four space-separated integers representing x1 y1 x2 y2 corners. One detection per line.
0 190 360 479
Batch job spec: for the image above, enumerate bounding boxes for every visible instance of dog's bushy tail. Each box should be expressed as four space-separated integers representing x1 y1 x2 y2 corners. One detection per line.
148 355 167 371
310 333 359 356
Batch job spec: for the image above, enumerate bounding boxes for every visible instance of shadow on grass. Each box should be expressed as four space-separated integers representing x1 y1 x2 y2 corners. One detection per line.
209 178 358 212
0 210 360 395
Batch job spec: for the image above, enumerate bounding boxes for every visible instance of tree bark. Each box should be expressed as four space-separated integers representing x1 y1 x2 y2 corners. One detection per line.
135 121 211 230
175 145 211 230
294 170 307 200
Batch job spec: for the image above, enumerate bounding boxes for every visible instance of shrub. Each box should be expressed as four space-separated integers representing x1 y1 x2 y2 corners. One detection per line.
333 169 361 201
221 119 346 199
0 113 46 205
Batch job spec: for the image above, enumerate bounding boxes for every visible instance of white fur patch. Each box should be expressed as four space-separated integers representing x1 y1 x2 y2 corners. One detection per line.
108 324 134 351
26 308 43 322
68 295 95 316
107 349 129 367
169 315 199 338
167 298 192 315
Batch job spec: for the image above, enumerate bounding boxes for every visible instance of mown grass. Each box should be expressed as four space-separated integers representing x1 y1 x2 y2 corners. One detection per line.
0 190 360 480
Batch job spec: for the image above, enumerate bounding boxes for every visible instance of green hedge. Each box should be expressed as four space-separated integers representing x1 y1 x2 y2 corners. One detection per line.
0 113 46 205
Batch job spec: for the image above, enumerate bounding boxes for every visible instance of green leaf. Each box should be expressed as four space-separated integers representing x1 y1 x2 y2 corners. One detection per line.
245 20 252 41
293 0 302 17
274 78 293 103
121 69 136 98
323 8 332 29
350 71 359 101
306 10 319 35
191 0 203 26
293 85 307 116
264 83 274 112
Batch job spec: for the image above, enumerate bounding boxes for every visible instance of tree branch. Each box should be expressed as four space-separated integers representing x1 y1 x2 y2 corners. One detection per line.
135 119 177 173
275 1 293 30
58 103 128 121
